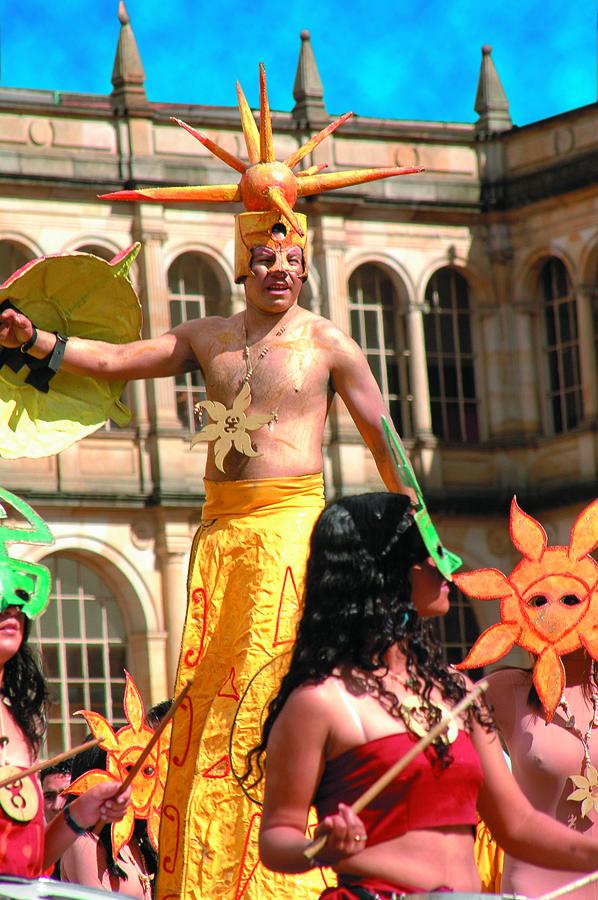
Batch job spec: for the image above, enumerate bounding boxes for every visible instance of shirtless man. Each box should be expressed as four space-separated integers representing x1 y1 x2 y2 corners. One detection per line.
0 242 404 491
0 226 410 900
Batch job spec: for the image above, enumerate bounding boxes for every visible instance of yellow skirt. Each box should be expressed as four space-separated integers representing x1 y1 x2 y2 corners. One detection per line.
157 474 330 900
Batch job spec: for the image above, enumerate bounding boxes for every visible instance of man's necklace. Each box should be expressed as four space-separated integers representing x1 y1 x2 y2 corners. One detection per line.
564 661 598 819
191 313 292 472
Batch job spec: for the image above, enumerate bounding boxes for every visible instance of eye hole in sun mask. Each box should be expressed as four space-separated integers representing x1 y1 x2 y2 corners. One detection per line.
528 595 548 607
561 594 583 606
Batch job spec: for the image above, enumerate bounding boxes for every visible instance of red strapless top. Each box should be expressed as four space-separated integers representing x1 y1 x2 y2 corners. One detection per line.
0 771 45 877
314 730 483 847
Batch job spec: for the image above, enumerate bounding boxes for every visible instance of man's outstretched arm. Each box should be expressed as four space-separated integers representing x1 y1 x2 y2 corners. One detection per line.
0 305 198 380
328 327 415 500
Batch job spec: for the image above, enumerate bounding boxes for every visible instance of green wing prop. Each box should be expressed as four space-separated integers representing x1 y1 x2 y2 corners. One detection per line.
382 416 462 581
0 487 54 618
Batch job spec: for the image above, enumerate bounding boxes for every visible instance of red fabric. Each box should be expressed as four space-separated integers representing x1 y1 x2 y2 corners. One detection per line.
0 772 45 877
314 730 482 847
320 877 425 898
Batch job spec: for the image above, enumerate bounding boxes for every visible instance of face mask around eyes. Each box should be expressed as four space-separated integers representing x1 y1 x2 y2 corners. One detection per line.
0 487 53 619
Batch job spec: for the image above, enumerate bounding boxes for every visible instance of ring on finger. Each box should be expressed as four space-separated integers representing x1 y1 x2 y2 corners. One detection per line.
353 834 366 842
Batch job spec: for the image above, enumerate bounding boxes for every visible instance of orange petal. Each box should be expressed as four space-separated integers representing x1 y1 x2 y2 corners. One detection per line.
266 187 304 236
295 165 423 197
568 498 598 562
453 568 515 601
75 712 118 751
171 117 246 173
533 647 565 722
258 64 274 164
67 770 112 795
510 497 547 562
111 807 135 859
284 112 353 170
456 622 519 669
100 185 241 203
236 81 260 164
123 670 145 732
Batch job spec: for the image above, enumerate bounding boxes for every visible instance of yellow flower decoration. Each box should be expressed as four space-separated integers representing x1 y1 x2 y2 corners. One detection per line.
190 381 272 472
568 765 598 818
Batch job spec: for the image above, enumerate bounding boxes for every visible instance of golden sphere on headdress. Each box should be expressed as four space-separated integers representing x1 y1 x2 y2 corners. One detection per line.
239 162 298 211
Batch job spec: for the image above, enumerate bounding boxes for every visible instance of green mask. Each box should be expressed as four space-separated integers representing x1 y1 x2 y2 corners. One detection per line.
382 417 462 581
0 487 53 619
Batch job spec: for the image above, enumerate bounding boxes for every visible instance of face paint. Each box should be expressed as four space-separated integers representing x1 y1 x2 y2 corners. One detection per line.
235 211 308 283
0 488 53 619
455 497 598 721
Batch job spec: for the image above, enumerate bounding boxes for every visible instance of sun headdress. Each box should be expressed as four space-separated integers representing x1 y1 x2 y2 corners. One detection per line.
101 63 423 283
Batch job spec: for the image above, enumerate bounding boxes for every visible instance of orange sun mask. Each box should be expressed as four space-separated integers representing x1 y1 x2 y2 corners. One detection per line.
100 63 422 283
456 497 598 721
67 671 171 855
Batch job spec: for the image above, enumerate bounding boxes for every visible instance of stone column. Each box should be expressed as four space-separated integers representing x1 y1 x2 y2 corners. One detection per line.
155 518 191 688
576 285 598 422
405 303 433 439
511 299 542 434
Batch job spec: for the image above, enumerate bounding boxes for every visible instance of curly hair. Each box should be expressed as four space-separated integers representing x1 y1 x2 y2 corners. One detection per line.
245 492 492 788
1 613 47 755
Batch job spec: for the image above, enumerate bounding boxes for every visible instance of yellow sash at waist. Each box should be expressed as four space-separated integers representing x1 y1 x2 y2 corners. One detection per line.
201 473 325 521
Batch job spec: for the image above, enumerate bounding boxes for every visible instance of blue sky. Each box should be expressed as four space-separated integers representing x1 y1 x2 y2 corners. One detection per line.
1 0 596 126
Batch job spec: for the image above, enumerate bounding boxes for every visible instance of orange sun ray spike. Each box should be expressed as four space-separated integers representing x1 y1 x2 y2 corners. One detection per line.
266 187 304 237
297 164 328 177
236 81 260 165
100 185 242 203
171 118 247 174
284 112 353 170
296 165 424 198
258 63 274 163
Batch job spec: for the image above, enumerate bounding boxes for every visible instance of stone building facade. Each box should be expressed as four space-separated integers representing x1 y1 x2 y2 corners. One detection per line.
1 10 596 751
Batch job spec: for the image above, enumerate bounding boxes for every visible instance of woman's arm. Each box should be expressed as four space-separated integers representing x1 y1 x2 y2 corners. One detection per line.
43 780 131 871
474 719 598 870
259 683 367 873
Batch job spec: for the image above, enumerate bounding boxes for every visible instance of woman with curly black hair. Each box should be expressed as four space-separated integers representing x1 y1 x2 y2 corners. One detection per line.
0 603 131 879
249 493 598 900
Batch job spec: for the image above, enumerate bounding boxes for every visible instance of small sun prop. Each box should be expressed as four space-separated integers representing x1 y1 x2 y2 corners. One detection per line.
455 497 598 722
68 671 171 854
101 63 423 240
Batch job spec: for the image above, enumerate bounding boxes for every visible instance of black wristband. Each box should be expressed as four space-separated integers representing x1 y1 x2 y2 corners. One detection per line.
63 802 87 836
19 326 38 354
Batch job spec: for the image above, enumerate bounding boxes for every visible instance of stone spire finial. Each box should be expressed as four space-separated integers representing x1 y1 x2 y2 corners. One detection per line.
111 1 148 112
292 30 328 127
474 45 512 135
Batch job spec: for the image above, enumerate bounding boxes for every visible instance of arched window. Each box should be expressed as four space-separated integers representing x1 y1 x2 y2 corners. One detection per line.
424 268 479 442
31 555 127 754
0 241 34 283
539 258 582 434
431 586 482 677
73 244 114 261
348 264 412 435
168 253 230 430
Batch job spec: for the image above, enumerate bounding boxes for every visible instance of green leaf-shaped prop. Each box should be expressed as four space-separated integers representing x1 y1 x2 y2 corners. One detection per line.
382 416 462 581
0 487 54 619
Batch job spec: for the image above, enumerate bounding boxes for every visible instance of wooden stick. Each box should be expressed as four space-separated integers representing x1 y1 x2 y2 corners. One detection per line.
304 680 488 860
537 871 598 900
0 738 101 790
94 680 193 833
